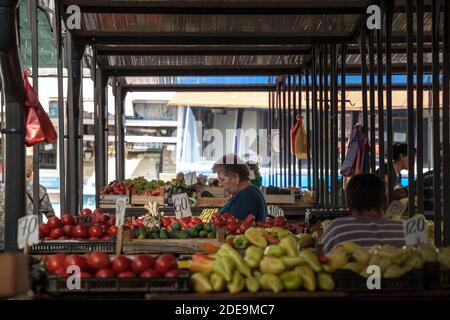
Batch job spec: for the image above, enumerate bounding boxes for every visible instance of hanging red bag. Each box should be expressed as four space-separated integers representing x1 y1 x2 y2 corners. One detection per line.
23 71 57 147
290 115 308 160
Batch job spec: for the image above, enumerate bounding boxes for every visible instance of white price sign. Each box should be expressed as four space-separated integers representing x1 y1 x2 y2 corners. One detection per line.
115 197 127 227
403 214 428 246
17 215 39 249
249 170 256 180
172 193 192 219
268 205 285 217
185 171 197 186
385 200 407 219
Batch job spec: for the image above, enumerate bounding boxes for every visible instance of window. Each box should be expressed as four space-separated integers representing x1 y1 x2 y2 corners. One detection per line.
131 102 177 121
39 141 57 169
48 100 59 119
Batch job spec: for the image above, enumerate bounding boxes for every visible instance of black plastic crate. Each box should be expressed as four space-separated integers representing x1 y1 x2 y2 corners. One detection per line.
29 240 116 254
305 208 350 225
424 262 450 289
47 270 191 294
333 269 424 292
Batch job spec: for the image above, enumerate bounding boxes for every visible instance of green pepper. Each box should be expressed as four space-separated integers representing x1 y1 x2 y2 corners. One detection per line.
203 223 213 232
264 245 286 257
171 221 182 231
317 272 335 291
294 265 316 292
244 246 264 268
259 256 286 275
279 235 298 257
150 225 160 234
191 272 213 293
194 224 203 232
186 228 198 238
159 229 168 239
300 248 322 272
227 270 245 294
245 276 260 293
281 256 306 269
199 230 208 238
213 255 234 282
218 244 252 278
233 235 250 249
260 274 284 293
210 273 226 292
207 230 216 239
279 271 303 291
265 227 292 239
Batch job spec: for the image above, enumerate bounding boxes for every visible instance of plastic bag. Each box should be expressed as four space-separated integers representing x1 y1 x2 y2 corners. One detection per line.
23 71 57 147
290 115 308 160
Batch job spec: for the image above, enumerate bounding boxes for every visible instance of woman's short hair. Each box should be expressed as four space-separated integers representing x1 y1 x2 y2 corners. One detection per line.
212 154 250 181
346 173 386 214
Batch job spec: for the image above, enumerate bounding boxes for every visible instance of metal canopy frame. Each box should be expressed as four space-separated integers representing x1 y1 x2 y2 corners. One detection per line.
1 0 449 251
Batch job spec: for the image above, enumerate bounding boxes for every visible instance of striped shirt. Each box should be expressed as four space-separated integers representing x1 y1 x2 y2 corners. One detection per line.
320 216 405 254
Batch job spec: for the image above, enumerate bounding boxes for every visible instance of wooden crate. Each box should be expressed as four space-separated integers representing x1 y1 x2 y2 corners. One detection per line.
262 188 296 204
99 194 131 208
195 186 227 198
196 197 229 207
131 195 165 206
122 239 223 254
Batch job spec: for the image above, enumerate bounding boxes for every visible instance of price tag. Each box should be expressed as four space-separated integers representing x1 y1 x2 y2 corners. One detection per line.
185 172 197 186
385 200 407 219
249 170 256 180
115 197 127 227
17 215 39 249
268 205 285 217
403 214 428 246
172 193 192 219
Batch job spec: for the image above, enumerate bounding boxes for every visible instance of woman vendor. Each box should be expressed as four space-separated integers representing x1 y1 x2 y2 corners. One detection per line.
212 154 267 222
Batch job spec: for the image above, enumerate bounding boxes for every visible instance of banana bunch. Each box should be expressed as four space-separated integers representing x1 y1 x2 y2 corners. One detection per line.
143 201 162 228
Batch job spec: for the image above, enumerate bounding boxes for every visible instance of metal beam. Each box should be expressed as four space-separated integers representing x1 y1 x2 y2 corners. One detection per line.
74 32 355 46
443 0 450 245
115 81 126 181
1 0 26 251
387 0 396 205
123 84 276 92
368 30 377 174
62 0 370 15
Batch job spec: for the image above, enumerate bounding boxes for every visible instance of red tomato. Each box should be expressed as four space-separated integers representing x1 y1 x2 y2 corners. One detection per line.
58 236 70 240
39 224 50 238
80 208 92 216
181 217 191 223
117 271 136 278
155 254 177 275
89 237 99 240
88 226 104 238
101 235 112 240
47 217 63 229
46 254 67 273
95 268 115 278
181 221 190 230
107 215 116 226
274 216 287 227
80 271 93 278
72 225 88 239
60 214 75 226
50 228 64 239
86 252 111 270
132 255 156 275
63 225 74 237
164 269 183 278
92 208 103 216
64 255 88 271
140 269 161 278
43 236 53 241
94 214 110 225
111 256 132 274
107 225 118 237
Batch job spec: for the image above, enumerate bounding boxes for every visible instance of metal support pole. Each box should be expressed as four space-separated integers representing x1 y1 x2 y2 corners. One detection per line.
277 82 282 187
95 68 107 205
1 0 26 251
116 82 126 181
386 0 395 204
55 0 65 214
306 68 311 191
66 31 83 215
331 44 339 209
30 0 39 217
283 78 288 188
406 0 416 216
319 47 324 207
268 91 272 186
78 71 84 211
287 76 292 187
432 0 442 246
368 30 377 174
341 44 347 207
297 73 302 188
416 0 425 214
442 0 450 245
290 75 296 187
377 13 385 179
312 48 319 205
323 45 330 208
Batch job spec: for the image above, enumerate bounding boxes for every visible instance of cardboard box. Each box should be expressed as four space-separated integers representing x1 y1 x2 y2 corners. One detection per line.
0 253 30 298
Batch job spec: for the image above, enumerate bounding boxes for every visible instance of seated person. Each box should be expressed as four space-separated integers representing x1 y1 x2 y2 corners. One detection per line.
321 173 405 254
212 154 267 222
